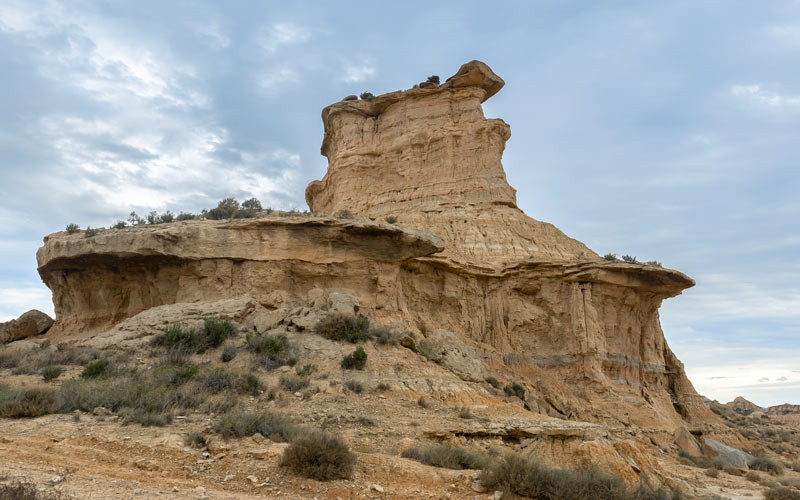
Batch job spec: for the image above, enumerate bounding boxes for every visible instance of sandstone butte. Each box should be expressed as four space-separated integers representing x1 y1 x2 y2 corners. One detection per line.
32 61 741 477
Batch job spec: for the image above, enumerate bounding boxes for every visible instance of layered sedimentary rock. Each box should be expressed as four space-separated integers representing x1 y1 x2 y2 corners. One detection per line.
37 60 715 430
306 60 712 427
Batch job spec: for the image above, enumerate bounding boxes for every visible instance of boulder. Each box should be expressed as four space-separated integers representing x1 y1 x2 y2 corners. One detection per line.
419 329 488 382
0 309 54 343
702 439 753 468
326 291 359 316
673 427 702 457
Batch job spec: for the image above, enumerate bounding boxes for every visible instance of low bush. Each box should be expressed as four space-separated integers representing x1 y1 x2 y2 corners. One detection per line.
206 197 240 220
279 375 310 392
153 319 234 355
119 408 173 427
723 465 744 476
417 396 428 408
344 380 363 393
280 431 355 480
485 376 501 389
246 333 294 370
0 387 56 417
621 254 638 264
42 365 64 382
80 359 110 378
750 455 784 475
221 345 237 362
186 432 206 448
765 487 800 500
203 317 234 348
426 75 440 85
236 373 262 395
176 212 195 221
168 364 199 385
295 364 314 377
458 407 474 419
375 382 390 392
503 382 525 400
213 410 300 441
385 215 397 224
0 480 71 499
200 368 234 393
314 313 372 343
370 325 397 345
401 444 489 470
112 221 127 229
603 253 617 261
359 92 375 101
341 347 367 370
65 223 80 234
84 227 100 238
481 454 681 500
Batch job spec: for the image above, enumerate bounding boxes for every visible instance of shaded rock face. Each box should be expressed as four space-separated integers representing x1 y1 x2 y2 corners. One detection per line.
0 309 54 343
36 61 715 430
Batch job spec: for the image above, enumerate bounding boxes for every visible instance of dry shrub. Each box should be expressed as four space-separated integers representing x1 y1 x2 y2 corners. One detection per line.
401 444 489 470
280 431 355 480
213 410 299 441
766 487 800 500
0 480 71 500
481 454 681 500
0 387 56 417
751 455 784 475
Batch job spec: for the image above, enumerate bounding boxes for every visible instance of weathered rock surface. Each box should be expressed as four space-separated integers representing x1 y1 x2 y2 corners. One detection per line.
0 309 54 343
36 61 716 433
701 439 753 468
673 426 703 457
419 329 489 382
726 396 762 415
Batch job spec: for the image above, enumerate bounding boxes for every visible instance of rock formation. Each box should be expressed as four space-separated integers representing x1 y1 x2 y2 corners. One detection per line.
0 309 53 343
36 61 716 432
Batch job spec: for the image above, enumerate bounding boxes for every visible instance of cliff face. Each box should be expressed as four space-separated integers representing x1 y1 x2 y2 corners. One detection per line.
36 60 715 430
306 60 712 426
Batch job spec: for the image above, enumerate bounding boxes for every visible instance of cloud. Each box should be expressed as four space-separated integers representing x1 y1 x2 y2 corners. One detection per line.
777 376 788 381
731 84 800 108
259 23 311 54
341 62 376 83
0 283 53 322
759 377 770 382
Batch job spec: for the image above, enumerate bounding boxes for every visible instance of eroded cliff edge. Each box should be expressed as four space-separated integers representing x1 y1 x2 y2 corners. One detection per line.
36 61 716 433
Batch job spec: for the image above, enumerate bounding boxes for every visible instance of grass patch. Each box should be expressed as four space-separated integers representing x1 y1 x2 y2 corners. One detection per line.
344 380 363 394
750 455 784 475
482 454 681 500
246 333 294 370
236 373 263 395
314 314 372 343
186 432 206 448
401 444 489 470
280 430 355 481
80 359 110 378
199 367 234 393
42 365 64 382
0 480 72 499
0 387 56 417
213 410 300 441
766 488 800 500
503 382 525 399
119 408 173 427
152 318 234 354
279 375 309 392
221 345 237 363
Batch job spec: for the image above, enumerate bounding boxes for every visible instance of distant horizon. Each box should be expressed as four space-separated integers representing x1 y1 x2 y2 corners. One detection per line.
1 1 797 407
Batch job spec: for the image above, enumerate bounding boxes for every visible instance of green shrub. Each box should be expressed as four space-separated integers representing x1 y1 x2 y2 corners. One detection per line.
296 364 314 376
128 211 145 225
314 314 372 343
65 223 80 234
485 376 501 389
176 212 195 221
621 254 638 264
644 260 663 267
203 317 234 348
375 382 390 392
750 455 784 475
153 324 196 350
385 215 397 224
359 92 375 101
247 333 294 370
112 221 127 229
603 253 617 261
401 444 489 470
0 387 56 417
426 75 440 85
280 431 355 480
481 454 680 500
236 373 262 395
766 488 800 500
169 364 198 385
242 198 262 210
206 197 240 220
81 359 109 378
336 209 355 219
84 227 99 238
159 211 174 223
279 375 309 392
42 366 64 382
212 410 299 441
503 382 525 399
341 347 367 370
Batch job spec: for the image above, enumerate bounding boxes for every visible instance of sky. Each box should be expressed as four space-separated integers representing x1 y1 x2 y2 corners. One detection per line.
0 0 798 407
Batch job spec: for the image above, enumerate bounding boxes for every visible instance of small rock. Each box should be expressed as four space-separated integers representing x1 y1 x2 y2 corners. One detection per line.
49 476 63 484
92 407 111 416
471 481 487 493
223 474 235 482
372 484 384 492
247 475 259 484
471 471 481 480
493 491 504 500
343 95 358 101
202 451 211 458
